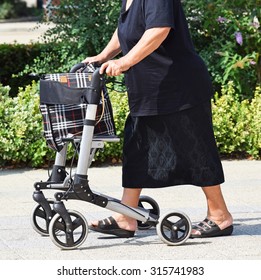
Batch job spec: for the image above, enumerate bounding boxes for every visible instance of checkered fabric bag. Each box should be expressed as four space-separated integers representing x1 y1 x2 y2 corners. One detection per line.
39 65 116 152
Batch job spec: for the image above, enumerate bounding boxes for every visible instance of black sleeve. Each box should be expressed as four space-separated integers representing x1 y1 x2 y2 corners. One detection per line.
143 0 175 30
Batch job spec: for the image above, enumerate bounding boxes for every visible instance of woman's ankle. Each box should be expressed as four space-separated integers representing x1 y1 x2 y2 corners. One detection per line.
113 213 137 231
207 212 233 229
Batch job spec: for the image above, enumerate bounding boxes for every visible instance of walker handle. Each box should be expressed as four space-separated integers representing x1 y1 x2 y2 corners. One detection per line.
69 63 87 73
69 62 101 73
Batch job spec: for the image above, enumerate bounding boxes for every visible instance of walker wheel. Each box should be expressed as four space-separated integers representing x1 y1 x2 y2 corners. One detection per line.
49 209 88 250
156 211 192 245
31 199 56 236
138 195 160 230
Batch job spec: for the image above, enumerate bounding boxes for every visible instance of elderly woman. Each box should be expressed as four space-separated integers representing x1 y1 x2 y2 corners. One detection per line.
83 0 233 238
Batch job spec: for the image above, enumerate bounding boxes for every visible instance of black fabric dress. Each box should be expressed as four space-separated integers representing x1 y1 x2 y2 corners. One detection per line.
118 0 224 188
122 101 224 188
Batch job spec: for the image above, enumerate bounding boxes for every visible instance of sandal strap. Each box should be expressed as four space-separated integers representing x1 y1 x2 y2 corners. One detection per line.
193 218 218 233
203 218 218 227
98 217 111 227
97 216 119 229
108 216 118 226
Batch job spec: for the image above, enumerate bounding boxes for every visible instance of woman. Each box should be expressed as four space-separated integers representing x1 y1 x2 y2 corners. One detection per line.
83 0 233 238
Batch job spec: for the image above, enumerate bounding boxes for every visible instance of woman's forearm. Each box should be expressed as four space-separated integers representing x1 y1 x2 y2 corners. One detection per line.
99 29 122 62
100 27 171 76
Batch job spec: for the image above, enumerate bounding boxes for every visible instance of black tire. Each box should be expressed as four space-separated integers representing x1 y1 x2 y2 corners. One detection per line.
31 199 56 236
48 209 88 250
156 211 192 245
138 195 160 230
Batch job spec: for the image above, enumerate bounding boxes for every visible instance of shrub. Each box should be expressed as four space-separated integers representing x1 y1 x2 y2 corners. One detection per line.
0 44 42 96
0 81 260 168
212 81 261 158
245 86 261 157
27 0 121 75
7 0 257 103
0 0 40 19
0 82 52 167
0 81 129 167
0 42 77 97
183 0 260 99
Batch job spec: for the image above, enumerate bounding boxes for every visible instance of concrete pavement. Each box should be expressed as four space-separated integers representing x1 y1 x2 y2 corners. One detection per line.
0 20 54 44
0 160 260 260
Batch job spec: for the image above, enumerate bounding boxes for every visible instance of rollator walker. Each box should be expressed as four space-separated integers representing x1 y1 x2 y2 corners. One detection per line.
31 63 192 249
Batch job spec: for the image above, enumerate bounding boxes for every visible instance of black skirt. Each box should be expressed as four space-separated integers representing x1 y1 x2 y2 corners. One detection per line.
122 101 224 188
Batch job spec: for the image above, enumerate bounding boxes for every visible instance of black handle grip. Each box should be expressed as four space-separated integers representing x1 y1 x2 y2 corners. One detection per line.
69 63 87 73
91 68 102 89
69 62 102 73
69 63 103 105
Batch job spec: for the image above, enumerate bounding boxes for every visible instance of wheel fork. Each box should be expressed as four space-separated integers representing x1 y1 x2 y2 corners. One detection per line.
53 201 75 247
32 190 53 222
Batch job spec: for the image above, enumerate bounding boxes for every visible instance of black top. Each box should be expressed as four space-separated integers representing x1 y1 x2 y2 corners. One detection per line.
118 0 213 116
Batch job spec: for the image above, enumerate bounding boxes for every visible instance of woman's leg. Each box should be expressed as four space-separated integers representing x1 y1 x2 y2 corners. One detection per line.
113 188 142 231
191 184 233 236
90 188 142 231
203 185 233 226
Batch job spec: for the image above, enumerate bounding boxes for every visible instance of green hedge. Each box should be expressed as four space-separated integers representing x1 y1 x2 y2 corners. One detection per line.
0 0 41 19
0 81 260 168
0 82 129 167
212 82 261 158
0 43 67 97
0 44 42 96
0 82 50 167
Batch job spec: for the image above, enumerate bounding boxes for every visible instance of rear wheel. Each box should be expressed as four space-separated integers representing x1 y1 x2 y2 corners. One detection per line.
138 195 160 230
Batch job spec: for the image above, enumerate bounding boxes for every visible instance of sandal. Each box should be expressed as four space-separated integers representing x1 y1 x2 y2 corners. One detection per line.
89 216 135 238
190 218 233 238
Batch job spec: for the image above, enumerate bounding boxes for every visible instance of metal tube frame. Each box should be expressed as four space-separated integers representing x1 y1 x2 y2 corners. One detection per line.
53 69 158 227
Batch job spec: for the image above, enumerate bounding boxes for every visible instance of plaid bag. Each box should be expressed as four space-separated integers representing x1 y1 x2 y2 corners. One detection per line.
39 65 116 152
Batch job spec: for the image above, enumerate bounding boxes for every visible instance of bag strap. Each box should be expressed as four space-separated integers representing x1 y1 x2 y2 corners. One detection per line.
95 89 105 125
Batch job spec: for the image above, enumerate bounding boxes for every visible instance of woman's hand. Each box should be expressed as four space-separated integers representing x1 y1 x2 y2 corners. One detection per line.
82 55 129 76
100 58 130 76
82 54 106 65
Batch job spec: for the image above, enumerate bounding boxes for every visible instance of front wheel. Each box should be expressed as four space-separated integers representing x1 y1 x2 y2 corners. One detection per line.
49 209 88 250
31 199 56 236
156 211 192 245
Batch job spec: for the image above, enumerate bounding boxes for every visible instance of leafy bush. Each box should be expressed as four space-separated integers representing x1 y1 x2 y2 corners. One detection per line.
0 82 52 167
0 0 39 19
0 42 72 97
0 2 12 19
20 0 259 102
1 0 260 167
0 81 129 167
21 42 74 77
183 0 260 99
212 82 261 158
0 43 43 96
29 0 121 75
0 80 260 168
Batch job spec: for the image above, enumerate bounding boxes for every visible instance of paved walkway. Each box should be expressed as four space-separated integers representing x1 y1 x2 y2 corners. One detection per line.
0 160 260 260
0 20 53 44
